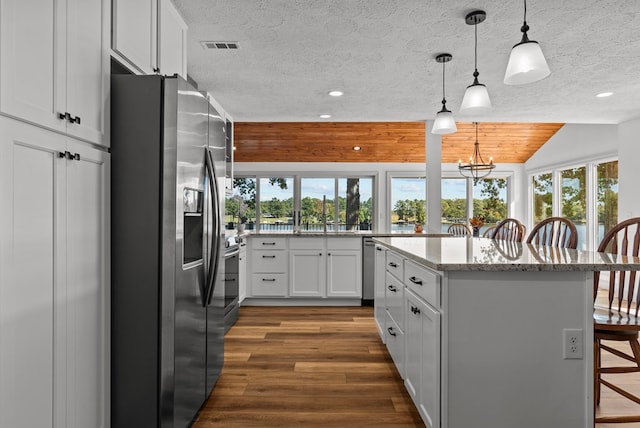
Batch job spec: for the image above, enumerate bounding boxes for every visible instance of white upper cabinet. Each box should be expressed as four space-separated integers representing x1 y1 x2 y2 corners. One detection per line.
159 0 187 78
112 0 187 78
0 0 109 147
112 0 157 74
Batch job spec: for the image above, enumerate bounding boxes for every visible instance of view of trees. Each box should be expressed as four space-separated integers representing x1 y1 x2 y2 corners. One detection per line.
597 161 618 234
226 177 372 229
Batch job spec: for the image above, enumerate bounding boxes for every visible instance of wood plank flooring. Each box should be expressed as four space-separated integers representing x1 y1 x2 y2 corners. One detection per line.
194 306 424 427
193 305 640 427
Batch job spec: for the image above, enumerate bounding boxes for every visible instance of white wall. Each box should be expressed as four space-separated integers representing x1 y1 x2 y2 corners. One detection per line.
525 124 617 172
618 117 640 219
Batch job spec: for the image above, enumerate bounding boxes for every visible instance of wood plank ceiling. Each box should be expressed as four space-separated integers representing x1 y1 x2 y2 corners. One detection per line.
233 122 564 163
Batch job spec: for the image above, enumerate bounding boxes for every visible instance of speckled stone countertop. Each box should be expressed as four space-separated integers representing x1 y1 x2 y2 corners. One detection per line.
241 231 451 238
373 236 640 272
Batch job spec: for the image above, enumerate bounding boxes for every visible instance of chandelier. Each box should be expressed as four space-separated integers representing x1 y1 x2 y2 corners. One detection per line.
458 122 495 183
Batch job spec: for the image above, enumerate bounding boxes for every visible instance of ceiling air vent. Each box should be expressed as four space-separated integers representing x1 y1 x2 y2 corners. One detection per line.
201 41 239 50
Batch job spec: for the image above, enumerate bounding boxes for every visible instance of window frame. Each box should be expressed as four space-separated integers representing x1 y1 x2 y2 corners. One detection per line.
527 156 618 251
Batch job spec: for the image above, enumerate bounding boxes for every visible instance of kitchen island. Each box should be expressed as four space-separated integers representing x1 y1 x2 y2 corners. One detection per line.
373 236 640 428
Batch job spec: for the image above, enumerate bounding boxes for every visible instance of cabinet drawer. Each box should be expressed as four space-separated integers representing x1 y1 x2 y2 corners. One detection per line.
251 273 287 296
289 237 322 250
327 237 361 250
252 250 287 272
385 272 404 332
252 237 287 250
385 310 405 378
386 251 404 280
404 260 441 309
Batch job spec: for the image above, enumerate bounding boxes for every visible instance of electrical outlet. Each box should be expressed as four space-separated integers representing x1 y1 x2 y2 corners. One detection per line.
563 328 583 359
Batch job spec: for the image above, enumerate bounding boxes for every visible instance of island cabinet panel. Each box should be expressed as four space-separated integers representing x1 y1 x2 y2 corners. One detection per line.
374 245 387 339
373 236 598 428
385 310 405 378
405 288 441 428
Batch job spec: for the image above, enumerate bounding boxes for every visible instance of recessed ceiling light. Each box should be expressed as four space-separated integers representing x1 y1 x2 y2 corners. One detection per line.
328 90 343 97
320 114 331 119
596 92 613 98
352 146 361 151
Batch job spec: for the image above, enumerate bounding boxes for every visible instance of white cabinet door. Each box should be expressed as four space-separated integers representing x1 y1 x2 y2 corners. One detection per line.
326 250 362 297
65 139 109 428
0 119 67 428
404 291 422 403
112 0 157 74
290 250 325 297
0 118 110 428
66 0 109 146
406 288 441 428
158 0 187 78
0 0 66 133
374 245 386 337
0 0 108 146
238 243 247 302
420 297 441 428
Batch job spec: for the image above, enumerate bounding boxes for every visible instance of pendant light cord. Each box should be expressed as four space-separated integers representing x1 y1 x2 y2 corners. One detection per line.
474 22 478 72
523 0 527 25
442 60 446 101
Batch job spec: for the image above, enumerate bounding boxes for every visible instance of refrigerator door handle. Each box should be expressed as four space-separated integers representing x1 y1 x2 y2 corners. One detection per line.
204 148 222 306
202 148 219 307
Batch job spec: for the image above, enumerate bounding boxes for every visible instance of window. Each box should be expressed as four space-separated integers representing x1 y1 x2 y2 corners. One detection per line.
472 178 507 227
233 174 374 233
532 172 552 224
390 176 426 232
441 178 467 233
259 177 294 231
596 160 618 244
529 159 618 251
561 167 586 249
338 178 373 231
225 177 257 229
300 177 334 232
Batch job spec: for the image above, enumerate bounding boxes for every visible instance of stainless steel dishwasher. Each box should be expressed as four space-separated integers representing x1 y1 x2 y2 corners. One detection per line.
362 237 375 306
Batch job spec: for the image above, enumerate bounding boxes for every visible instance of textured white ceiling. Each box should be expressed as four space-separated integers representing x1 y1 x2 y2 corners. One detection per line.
174 0 640 124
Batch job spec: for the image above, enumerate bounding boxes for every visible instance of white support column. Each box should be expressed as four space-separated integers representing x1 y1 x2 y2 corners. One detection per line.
426 121 442 233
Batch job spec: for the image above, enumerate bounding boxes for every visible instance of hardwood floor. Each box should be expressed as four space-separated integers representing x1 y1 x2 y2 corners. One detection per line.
193 305 640 427
194 306 424 427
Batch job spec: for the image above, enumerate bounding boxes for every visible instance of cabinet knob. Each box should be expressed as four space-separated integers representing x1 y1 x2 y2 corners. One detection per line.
387 285 397 292
319 253 322 256
388 262 398 268
387 327 397 337
153 67 160 73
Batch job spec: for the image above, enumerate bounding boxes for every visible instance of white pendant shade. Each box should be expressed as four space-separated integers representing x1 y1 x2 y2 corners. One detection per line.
460 84 492 114
504 41 550 85
431 110 457 134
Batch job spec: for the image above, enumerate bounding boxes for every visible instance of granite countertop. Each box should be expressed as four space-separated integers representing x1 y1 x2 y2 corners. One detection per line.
241 231 451 238
373 236 640 272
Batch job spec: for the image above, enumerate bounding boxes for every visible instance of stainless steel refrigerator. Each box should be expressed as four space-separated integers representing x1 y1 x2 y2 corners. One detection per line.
111 75 226 427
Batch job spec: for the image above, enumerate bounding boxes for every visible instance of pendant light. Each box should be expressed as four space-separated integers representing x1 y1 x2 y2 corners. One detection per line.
460 10 491 114
458 122 495 183
504 0 550 85
431 53 457 135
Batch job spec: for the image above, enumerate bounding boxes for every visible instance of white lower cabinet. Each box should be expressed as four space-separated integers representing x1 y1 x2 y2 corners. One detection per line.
326 249 361 297
290 249 325 297
238 242 247 302
0 117 109 428
385 310 405 377
249 237 288 297
247 236 362 301
406 288 441 428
